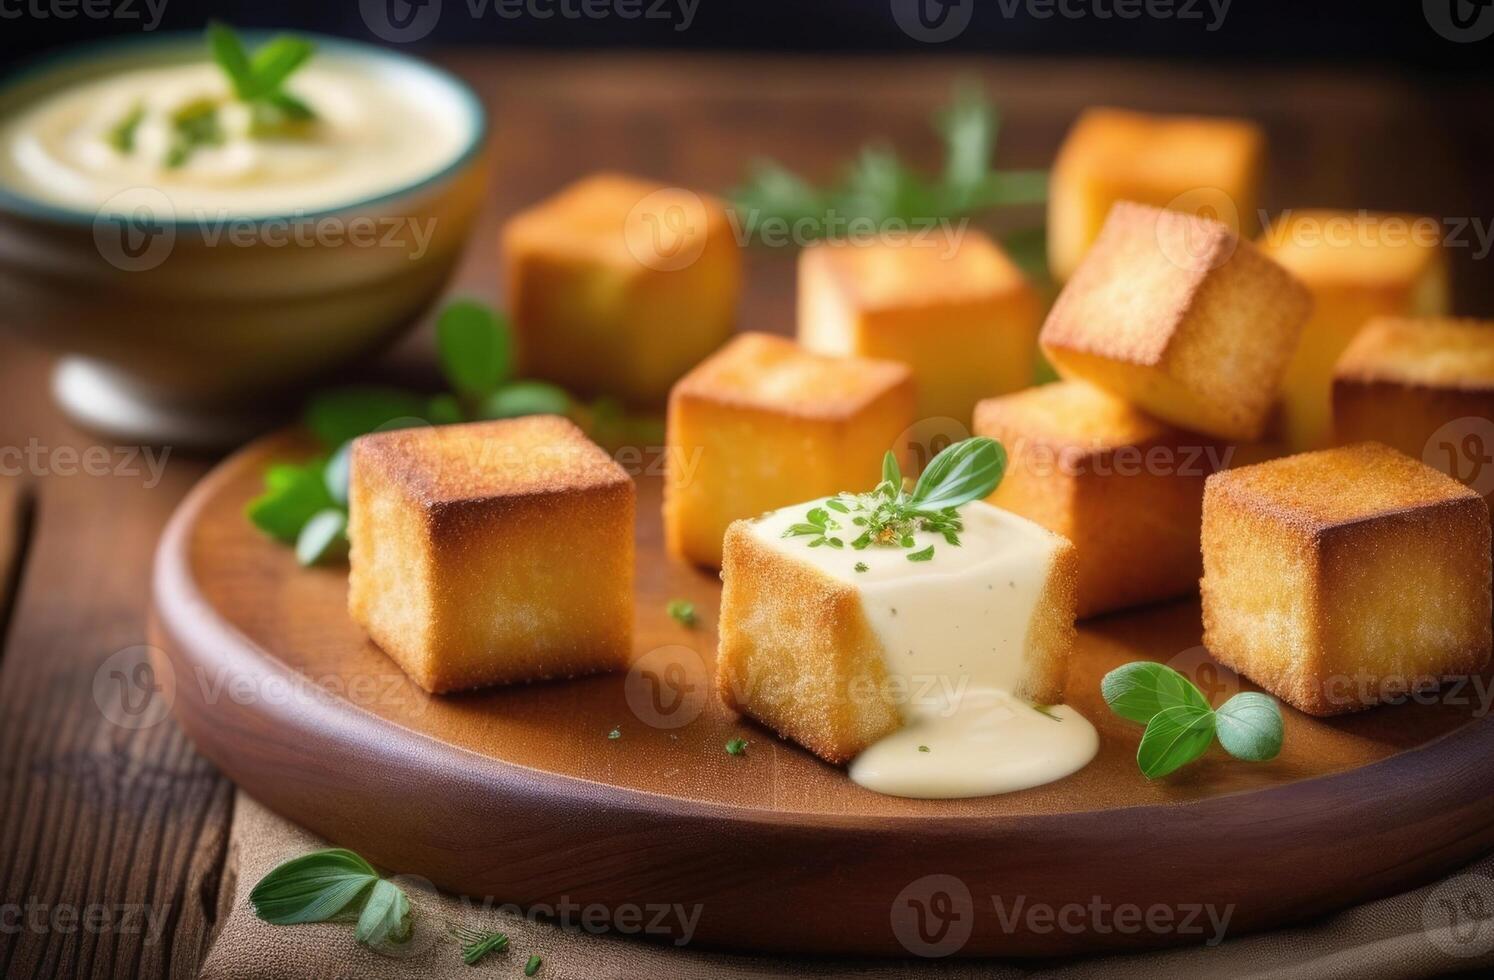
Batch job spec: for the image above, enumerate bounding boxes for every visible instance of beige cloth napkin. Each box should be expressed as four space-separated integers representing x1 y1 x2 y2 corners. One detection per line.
199 792 1494 980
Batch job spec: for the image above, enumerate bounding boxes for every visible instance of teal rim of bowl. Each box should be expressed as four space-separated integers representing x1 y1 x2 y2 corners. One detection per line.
0 31 488 228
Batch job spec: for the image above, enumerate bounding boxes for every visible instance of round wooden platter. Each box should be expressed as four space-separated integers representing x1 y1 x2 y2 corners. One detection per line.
150 430 1494 959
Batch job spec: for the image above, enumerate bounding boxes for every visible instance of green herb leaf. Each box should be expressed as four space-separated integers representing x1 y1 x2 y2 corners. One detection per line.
296 509 348 567
937 85 998 211
854 561 869 573
881 451 902 492
917 744 930 753
1136 704 1216 779
305 387 426 447
725 738 748 756
249 36 316 96
479 382 570 420
906 545 935 562
247 462 334 544
249 848 379 925
438 299 512 398
909 437 1006 511
207 23 256 99
1214 692 1284 762
323 443 351 507
1100 661 1212 724
355 879 411 947
453 927 510 966
667 599 697 628
525 954 543 976
425 393 465 427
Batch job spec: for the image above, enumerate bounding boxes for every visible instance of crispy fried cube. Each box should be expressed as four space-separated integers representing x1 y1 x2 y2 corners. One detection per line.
796 231 1041 424
663 333 915 569
1334 317 1494 508
1040 202 1312 441
1048 107 1265 282
348 416 634 693
717 502 1076 764
502 173 742 405
1259 210 1449 451
1201 442 1491 716
973 381 1226 617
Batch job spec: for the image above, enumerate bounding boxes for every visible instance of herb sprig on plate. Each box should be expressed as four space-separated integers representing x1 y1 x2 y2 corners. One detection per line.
246 297 651 566
783 437 1006 564
730 87 1049 281
1101 662 1284 779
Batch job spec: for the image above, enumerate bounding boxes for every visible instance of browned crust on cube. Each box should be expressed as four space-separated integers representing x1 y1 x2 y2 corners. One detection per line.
1201 442 1492 716
1334 317 1494 393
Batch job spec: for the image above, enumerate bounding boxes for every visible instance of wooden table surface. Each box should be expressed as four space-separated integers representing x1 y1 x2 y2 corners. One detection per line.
2 52 1492 978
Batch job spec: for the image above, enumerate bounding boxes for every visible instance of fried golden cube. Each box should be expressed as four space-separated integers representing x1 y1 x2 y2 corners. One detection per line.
1048 107 1265 282
1334 317 1494 507
1040 202 1312 441
716 505 1077 764
348 416 635 693
502 173 742 405
796 231 1042 424
1259 211 1449 451
663 332 915 569
1201 442 1491 716
974 381 1225 617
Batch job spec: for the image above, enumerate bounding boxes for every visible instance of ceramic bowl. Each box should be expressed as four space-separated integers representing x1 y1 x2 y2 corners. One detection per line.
0 34 488 447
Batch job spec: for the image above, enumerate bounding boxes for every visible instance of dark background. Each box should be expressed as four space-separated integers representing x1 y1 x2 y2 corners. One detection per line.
2 0 1492 73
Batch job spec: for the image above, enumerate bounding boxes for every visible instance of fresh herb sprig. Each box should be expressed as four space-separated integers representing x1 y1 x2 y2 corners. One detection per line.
246 297 644 566
666 599 697 628
208 23 318 134
249 848 411 948
1101 662 1284 779
783 438 1006 564
730 87 1049 281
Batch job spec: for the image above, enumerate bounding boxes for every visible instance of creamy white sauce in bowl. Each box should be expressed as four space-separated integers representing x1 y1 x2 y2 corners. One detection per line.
749 498 1098 799
0 34 483 221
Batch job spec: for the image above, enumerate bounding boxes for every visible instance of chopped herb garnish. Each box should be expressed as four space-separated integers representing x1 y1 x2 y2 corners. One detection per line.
854 562 869 573
725 738 748 756
107 104 145 154
782 439 1005 564
917 745 930 753
165 99 224 169
208 23 319 137
525 954 542 976
607 727 621 740
667 599 697 628
452 927 509 966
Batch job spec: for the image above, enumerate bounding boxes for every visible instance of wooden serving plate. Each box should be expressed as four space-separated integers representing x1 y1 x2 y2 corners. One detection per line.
151 431 1494 958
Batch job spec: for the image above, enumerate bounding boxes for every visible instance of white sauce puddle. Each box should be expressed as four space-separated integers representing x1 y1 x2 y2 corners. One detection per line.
750 499 1098 799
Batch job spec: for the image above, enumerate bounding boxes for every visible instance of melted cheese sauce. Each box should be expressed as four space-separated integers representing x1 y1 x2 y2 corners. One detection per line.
749 499 1098 799
0 57 472 217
